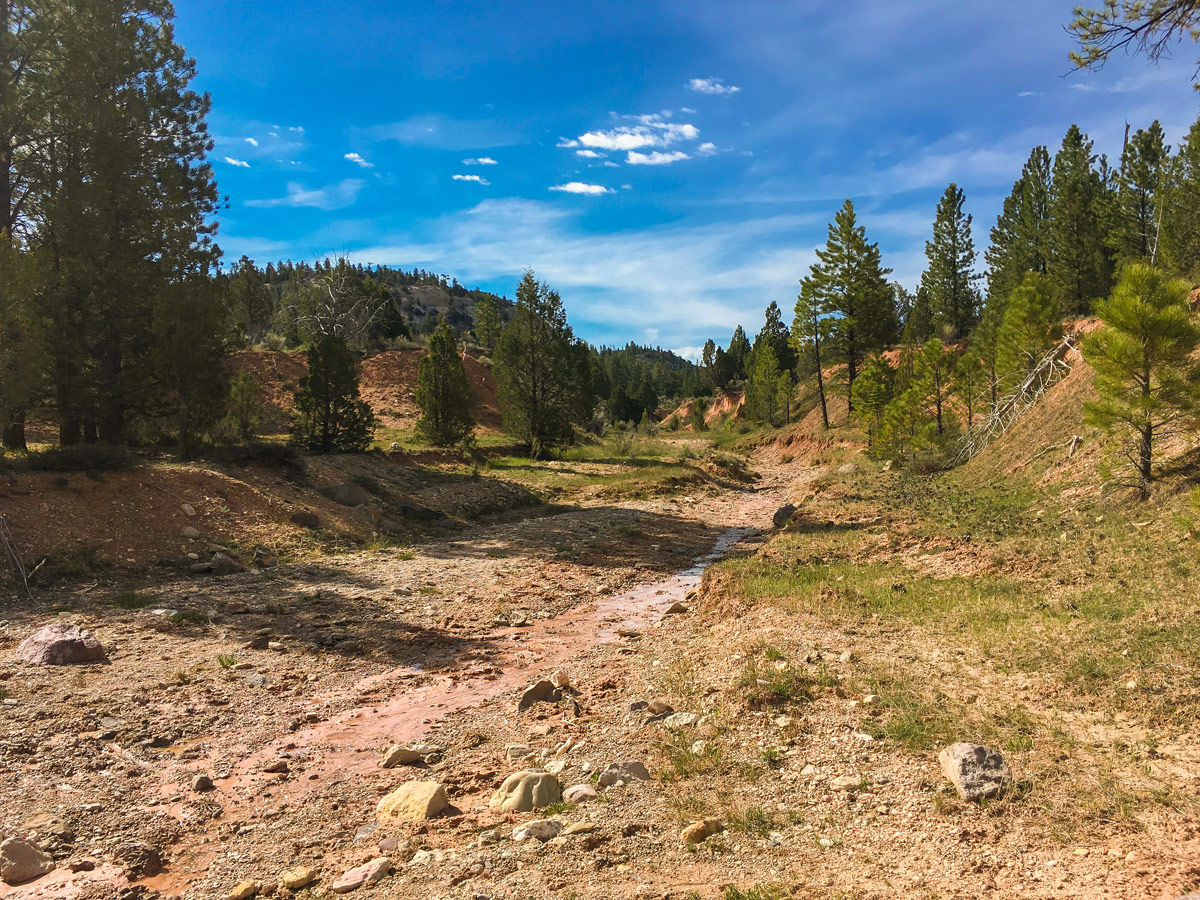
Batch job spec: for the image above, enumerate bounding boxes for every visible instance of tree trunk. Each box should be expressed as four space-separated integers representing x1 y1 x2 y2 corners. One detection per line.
2 408 26 451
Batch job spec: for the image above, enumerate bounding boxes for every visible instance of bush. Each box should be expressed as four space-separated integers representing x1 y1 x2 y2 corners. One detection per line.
23 443 135 473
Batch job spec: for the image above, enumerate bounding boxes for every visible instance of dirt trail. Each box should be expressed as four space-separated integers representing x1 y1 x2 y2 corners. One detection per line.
0 466 786 900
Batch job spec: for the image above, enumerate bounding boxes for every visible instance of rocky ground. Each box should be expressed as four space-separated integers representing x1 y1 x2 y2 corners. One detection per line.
1 448 1198 900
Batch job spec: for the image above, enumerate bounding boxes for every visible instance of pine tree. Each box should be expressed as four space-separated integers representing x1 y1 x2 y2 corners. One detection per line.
924 183 980 337
985 146 1052 305
224 372 264 442
1049 125 1113 315
415 320 474 446
1160 113 1200 276
745 342 782 425
0 235 44 451
901 285 934 345
920 338 956 436
227 257 273 346
797 199 895 409
727 326 752 381
1110 121 1168 266
850 354 894 454
472 295 502 353
494 271 593 458
1083 263 1200 496
953 349 987 435
291 335 377 453
995 273 1063 392
793 282 831 428
755 301 799 374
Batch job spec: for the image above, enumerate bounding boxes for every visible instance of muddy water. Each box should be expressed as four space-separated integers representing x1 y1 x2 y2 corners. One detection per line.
142 495 774 895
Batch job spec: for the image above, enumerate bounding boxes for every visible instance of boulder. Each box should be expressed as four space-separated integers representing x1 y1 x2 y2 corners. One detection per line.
773 504 797 528
597 760 650 787
376 781 449 821
0 837 55 885
488 771 561 813
191 774 214 792
17 624 107 666
112 840 162 877
331 857 390 893
512 819 562 842
517 679 561 712
279 866 315 890
379 745 422 768
289 510 320 529
563 784 598 803
681 819 724 844
938 743 1013 801
318 483 371 507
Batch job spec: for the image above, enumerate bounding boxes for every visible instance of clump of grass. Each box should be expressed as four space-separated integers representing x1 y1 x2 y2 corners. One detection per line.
737 656 814 708
661 729 724 782
726 805 777 836
173 670 192 684
723 885 787 900
168 609 208 625
217 653 237 669
111 591 154 610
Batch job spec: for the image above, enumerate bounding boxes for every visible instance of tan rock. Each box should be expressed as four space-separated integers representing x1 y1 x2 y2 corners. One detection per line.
279 866 315 890
681 819 723 844
379 745 421 768
377 781 449 821
225 880 260 900
488 770 561 813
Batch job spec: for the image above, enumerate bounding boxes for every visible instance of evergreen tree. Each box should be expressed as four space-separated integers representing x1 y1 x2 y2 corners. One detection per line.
901 284 934 345
1049 125 1113 315
415 320 474 446
637 382 659 420
879 347 936 461
924 183 980 337
291 335 376 453
1160 113 1200 276
494 271 593 458
953 349 988 435
227 257 272 346
995 272 1063 392
850 354 894 454
688 399 707 432
472 295 502 353
0 235 44 450
985 146 1052 304
754 301 799 373
745 342 782 425
727 326 752 381
1083 263 1200 496
224 371 264 442
1110 121 1168 265
792 282 831 428
920 338 956 437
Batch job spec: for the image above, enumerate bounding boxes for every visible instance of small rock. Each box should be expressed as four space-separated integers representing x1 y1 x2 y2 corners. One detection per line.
662 712 698 729
318 482 371 507
773 504 797 528
517 679 560 712
225 880 260 900
181 525 201 540
279 865 316 890
646 699 673 715
289 511 320 529
512 819 562 842
191 774 214 792
938 743 1013 801
112 840 162 878
331 857 390 893
377 781 449 821
181 503 197 517
0 837 55 885
563 784 598 803
549 670 570 689
505 743 534 761
681 819 723 844
209 552 243 577
489 771 561 813
253 546 277 568
662 601 689 615
563 821 596 835
17 624 107 666
475 829 500 846
380 745 422 768
830 775 861 791
597 760 649 787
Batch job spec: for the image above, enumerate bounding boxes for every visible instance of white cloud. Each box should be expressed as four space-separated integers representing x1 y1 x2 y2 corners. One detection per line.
688 77 741 95
453 174 490 185
269 131 280 138
697 142 718 156
344 152 374 168
549 182 613 195
576 149 605 159
1017 90 1041 98
463 156 498 165
672 345 705 362
246 179 364 211
223 157 251 168
603 161 620 167
626 150 690 166
576 113 700 152
289 126 305 133
245 137 259 147
557 137 580 148
680 107 697 114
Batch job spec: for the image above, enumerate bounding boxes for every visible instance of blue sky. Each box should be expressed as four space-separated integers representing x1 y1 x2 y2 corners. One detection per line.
175 0 1200 358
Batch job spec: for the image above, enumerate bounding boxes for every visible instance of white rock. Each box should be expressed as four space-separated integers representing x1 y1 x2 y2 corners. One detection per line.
512 819 562 842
